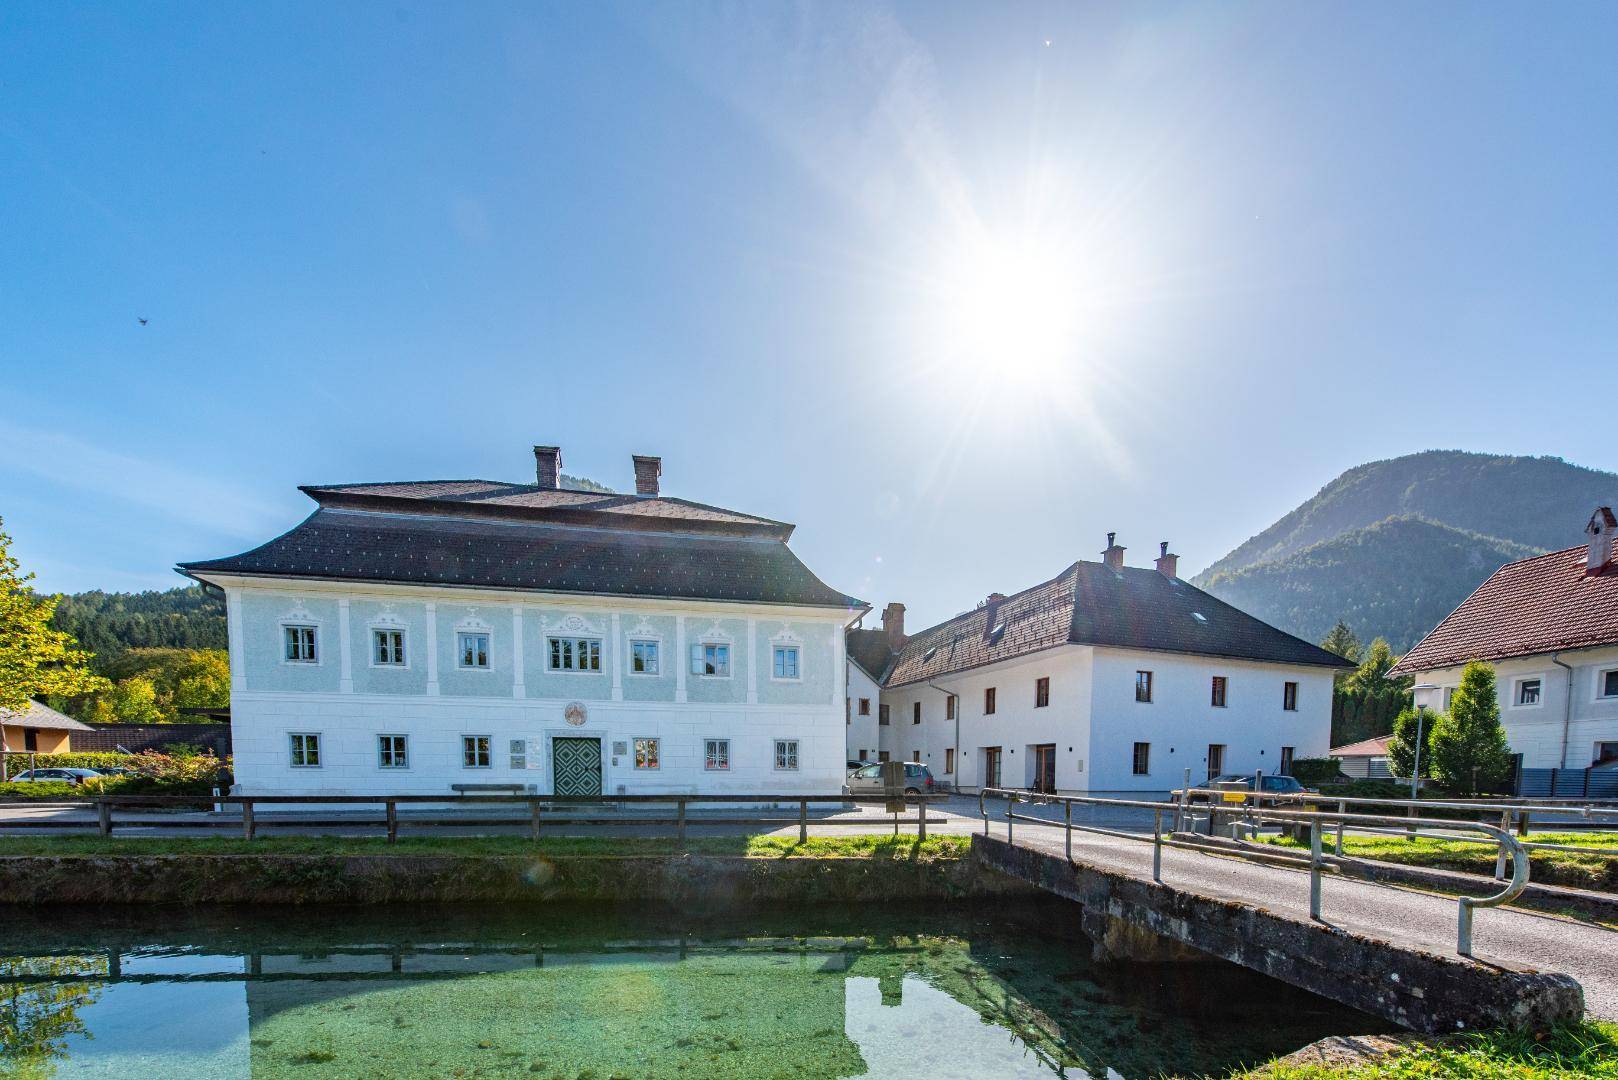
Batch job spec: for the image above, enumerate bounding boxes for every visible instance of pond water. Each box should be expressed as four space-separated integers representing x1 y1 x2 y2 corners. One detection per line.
0 901 1386 1079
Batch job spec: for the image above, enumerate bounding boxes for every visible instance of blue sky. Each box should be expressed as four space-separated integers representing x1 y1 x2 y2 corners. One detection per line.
3 2 1616 631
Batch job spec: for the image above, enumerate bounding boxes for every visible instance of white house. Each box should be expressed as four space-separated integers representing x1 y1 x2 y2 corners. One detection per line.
1392 507 1618 778
844 631 887 765
180 446 865 797
849 536 1348 797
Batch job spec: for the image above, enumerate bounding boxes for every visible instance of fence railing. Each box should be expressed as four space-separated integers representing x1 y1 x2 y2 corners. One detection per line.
979 786 1528 956
1175 786 1618 871
0 792 946 846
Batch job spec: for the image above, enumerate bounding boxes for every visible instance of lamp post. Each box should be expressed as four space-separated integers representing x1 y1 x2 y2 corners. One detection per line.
1410 683 1438 800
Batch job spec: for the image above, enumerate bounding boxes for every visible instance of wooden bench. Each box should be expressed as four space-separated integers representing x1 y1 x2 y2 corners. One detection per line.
450 783 527 795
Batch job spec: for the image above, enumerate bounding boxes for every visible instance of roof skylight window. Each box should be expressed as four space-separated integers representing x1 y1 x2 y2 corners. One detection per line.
1191 612 1208 623
923 646 939 662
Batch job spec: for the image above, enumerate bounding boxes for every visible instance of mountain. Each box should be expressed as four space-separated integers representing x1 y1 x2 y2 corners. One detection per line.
1195 451 1618 651
1197 517 1537 652
51 586 227 669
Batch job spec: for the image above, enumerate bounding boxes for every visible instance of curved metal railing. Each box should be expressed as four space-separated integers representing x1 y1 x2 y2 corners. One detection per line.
978 786 1529 957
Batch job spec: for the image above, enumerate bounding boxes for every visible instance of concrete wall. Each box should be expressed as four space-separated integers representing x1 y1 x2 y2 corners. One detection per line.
1410 647 1618 769
221 579 851 796
845 661 882 763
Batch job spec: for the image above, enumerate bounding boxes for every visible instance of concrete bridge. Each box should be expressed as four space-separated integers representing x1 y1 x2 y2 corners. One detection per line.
970 811 1610 1033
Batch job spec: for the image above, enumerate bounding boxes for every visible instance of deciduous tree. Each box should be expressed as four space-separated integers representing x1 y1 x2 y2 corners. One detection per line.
0 518 106 715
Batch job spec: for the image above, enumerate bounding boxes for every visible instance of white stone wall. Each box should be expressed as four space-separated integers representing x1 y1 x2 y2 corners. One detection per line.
844 661 883 763
1411 647 1618 769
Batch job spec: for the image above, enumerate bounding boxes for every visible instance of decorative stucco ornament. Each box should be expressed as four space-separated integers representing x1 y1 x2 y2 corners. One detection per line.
564 701 588 726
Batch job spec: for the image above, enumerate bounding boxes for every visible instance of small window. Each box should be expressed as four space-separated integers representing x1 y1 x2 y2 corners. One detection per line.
879 703 890 726
634 738 660 770
1443 686 1456 711
289 732 321 767
378 734 408 769
1211 676 1228 708
1035 677 1050 708
878 750 890 763
549 637 601 672
458 632 490 669
284 625 318 663
1132 742 1150 776
912 750 921 763
372 628 406 666
912 701 921 725
1136 670 1153 703
462 735 491 769
987 620 1006 643
690 643 731 677
774 739 799 771
773 645 801 680
1516 678 1542 706
1595 741 1618 766
945 695 956 720
704 738 730 771
1602 670 1618 698
630 639 660 675
858 698 871 716
1283 681 1298 711
944 747 955 774
923 645 938 662
984 687 997 715
1279 746 1295 775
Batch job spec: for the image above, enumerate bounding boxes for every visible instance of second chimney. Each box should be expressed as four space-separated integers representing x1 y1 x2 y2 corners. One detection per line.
1588 507 1616 575
1102 532 1126 571
881 602 907 648
1155 541 1179 579
632 455 662 497
533 445 561 490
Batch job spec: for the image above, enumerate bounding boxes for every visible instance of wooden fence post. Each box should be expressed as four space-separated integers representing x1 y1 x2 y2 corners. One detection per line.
242 800 255 841
529 799 542 843
677 799 687 850
97 801 113 838
798 799 808 844
386 800 398 843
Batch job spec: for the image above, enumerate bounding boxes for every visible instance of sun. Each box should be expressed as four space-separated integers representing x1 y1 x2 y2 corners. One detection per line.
935 228 1085 385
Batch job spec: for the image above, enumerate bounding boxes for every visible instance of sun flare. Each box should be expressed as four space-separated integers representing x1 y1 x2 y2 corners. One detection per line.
936 229 1086 385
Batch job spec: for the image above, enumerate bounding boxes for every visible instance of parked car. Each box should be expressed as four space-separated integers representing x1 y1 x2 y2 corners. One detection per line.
1187 773 1315 805
847 759 866 773
6 768 104 785
844 761 936 796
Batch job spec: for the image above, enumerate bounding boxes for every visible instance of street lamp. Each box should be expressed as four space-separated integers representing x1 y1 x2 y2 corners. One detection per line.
1410 684 1438 800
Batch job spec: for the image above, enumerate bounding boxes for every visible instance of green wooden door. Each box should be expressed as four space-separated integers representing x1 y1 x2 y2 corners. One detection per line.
552 737 602 797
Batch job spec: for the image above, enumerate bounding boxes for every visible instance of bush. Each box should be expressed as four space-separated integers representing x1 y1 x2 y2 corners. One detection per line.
0 781 85 799
6 752 230 797
1288 758 1343 787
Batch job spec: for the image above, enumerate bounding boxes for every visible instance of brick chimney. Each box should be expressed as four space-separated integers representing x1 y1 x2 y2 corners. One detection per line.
1588 507 1617 575
1102 532 1126 571
1155 541 1179 579
632 455 662 497
881 602 907 648
533 446 561 490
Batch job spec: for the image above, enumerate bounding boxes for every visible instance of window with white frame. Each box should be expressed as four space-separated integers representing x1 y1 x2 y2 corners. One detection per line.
691 642 730 677
373 628 406 666
772 645 801 680
1283 681 1298 711
1515 677 1542 707
1135 670 1153 703
774 739 799 770
1601 670 1618 699
630 639 659 675
284 625 318 663
458 632 490 669
549 637 601 672
462 735 491 768
289 732 321 767
1131 742 1150 776
634 738 659 769
377 734 408 768
704 738 730 771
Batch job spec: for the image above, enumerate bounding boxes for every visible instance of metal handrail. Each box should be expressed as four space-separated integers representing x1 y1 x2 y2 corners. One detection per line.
0 792 947 846
978 786 1529 957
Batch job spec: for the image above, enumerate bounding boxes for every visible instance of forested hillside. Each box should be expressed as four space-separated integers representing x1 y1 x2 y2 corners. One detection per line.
51 586 227 664
1195 451 1617 650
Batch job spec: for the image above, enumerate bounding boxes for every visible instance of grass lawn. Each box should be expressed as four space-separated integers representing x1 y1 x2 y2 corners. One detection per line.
0 833 971 860
1249 1020 1618 1078
1263 831 1618 892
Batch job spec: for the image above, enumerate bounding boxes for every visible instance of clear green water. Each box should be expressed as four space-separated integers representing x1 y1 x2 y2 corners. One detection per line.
0 901 1386 1079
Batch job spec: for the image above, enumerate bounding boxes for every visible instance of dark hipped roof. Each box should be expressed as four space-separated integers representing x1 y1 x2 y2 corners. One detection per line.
1392 544 1618 674
884 560 1350 688
845 628 898 681
300 481 793 538
180 508 862 610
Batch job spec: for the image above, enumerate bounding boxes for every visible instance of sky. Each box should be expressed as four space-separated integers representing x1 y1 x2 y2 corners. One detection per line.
3 2 1616 632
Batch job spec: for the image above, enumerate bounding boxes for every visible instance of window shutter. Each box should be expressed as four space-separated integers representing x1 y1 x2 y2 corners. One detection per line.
690 643 704 674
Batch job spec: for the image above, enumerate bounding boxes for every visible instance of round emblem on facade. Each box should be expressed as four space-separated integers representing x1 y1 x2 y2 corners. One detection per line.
564 701 588 726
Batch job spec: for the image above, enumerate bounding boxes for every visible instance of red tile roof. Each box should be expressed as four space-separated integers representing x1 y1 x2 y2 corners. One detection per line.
1392 545 1618 674
1330 735 1392 758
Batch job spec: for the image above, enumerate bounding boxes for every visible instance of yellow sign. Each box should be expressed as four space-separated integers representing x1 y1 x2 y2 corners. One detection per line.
1221 790 1247 804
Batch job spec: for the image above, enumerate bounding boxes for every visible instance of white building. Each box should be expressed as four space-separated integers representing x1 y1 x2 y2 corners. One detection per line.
180 446 865 797
1393 507 1618 781
849 536 1347 796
